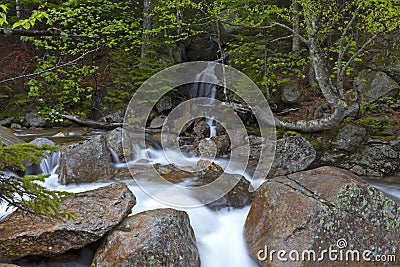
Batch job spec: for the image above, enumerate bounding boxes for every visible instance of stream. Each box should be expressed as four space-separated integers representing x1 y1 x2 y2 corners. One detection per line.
1 128 400 266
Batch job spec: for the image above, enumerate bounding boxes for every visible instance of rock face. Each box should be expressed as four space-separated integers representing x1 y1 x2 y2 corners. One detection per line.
269 136 316 177
25 111 46 127
355 70 400 104
333 124 367 152
245 166 400 267
59 135 113 184
91 208 200 267
0 182 136 261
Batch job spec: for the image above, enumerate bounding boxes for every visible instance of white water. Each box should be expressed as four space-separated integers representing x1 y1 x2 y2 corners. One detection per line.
191 62 218 138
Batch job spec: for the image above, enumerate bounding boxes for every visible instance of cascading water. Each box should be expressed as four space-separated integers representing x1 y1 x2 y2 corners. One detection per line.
191 61 218 138
40 151 60 175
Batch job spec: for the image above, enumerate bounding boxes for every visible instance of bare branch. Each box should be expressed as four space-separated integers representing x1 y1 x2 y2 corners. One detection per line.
0 45 104 84
221 20 308 44
337 5 361 81
340 32 380 78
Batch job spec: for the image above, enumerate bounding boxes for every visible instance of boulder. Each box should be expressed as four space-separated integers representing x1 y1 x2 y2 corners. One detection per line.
59 135 113 184
333 124 367 152
25 111 46 127
321 142 400 176
355 70 400 105
155 96 173 113
269 136 316 177
0 182 136 261
199 170 254 210
91 208 200 267
0 126 24 146
105 127 124 159
345 143 399 176
149 115 166 128
281 82 301 104
245 166 400 267
104 109 124 123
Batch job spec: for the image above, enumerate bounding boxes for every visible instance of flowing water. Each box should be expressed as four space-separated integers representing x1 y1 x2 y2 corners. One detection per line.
0 142 259 267
191 61 218 138
2 130 400 266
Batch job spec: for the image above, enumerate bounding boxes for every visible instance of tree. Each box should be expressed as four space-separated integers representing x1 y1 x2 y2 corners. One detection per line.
0 141 72 217
218 0 400 132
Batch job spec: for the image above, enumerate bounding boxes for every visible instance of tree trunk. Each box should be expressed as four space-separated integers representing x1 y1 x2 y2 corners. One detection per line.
15 0 22 20
292 1 300 52
141 0 155 59
274 100 346 132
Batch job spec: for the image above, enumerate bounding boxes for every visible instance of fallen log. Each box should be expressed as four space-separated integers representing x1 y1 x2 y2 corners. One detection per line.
62 114 161 133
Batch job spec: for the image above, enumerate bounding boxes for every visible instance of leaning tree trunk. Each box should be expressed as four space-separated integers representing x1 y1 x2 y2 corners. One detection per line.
272 14 347 132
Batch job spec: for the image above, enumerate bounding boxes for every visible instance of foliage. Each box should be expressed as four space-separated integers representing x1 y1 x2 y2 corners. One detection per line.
0 142 73 217
0 4 7 26
358 117 397 136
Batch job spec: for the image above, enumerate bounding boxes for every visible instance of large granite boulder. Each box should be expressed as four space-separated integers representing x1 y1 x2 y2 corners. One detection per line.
0 182 136 261
91 208 200 267
269 136 316 177
245 166 400 266
355 70 400 105
58 135 113 184
25 111 46 127
333 124 367 152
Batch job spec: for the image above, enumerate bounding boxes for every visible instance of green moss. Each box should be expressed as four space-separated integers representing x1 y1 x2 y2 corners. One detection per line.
358 117 397 136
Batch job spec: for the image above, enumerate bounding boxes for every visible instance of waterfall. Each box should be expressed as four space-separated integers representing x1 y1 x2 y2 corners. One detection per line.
191 62 218 138
40 150 60 175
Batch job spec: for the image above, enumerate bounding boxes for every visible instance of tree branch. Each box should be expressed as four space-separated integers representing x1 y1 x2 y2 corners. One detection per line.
0 45 104 84
0 27 99 39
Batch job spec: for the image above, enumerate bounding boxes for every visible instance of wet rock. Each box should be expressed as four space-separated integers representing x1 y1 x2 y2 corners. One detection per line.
104 109 124 123
149 115 166 128
0 182 136 261
245 166 400 267
59 135 113 184
0 117 14 127
104 127 129 159
91 208 200 267
30 137 56 156
155 96 173 113
25 111 46 127
321 143 400 176
197 169 254 210
10 123 21 129
333 124 367 152
355 70 400 105
0 126 24 146
193 120 210 138
269 136 316 177
281 82 301 104
212 134 231 156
